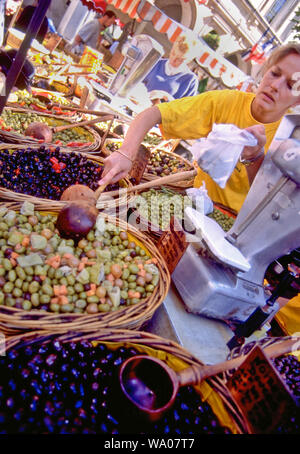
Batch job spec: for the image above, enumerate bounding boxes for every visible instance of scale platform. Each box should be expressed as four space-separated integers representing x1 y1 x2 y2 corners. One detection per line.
145 284 234 364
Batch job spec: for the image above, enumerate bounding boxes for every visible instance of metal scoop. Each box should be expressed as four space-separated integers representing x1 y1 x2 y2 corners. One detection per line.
119 337 299 421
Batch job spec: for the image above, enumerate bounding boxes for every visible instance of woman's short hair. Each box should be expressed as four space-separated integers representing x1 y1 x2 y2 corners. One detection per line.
263 42 300 72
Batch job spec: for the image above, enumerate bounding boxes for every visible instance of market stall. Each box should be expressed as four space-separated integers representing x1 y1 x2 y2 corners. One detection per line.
0 0 299 437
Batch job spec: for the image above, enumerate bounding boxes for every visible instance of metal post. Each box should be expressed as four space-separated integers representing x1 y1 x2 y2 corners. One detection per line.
0 0 51 114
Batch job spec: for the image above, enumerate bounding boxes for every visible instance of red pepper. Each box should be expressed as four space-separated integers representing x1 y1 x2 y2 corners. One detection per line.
50 157 66 173
55 140 62 145
66 142 85 147
52 163 61 173
66 141 92 147
30 103 48 113
52 106 63 115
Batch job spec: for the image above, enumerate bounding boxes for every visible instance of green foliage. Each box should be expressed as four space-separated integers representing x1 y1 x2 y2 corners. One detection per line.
291 6 300 41
202 30 220 51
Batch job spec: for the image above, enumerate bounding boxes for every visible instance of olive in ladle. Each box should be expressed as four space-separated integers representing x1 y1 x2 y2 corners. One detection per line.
119 337 299 422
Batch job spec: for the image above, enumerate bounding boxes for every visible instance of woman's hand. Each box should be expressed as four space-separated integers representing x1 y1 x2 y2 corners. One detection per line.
241 125 267 186
241 125 267 161
98 151 133 186
98 106 162 186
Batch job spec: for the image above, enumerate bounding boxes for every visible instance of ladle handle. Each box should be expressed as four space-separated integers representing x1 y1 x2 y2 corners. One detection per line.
101 168 197 199
94 183 108 199
178 337 300 387
51 103 115 117
53 115 114 132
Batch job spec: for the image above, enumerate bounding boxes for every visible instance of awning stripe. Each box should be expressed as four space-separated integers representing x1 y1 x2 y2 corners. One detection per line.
169 25 183 43
123 0 134 13
138 1 153 21
160 17 172 34
151 10 162 27
127 0 140 18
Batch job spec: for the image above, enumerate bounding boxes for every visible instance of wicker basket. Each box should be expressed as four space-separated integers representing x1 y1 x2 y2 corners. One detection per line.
0 144 133 214
143 148 195 189
0 107 102 154
2 328 247 434
0 209 170 335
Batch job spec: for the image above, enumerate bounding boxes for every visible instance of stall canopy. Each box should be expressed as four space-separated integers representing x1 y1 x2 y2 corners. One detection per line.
195 38 255 89
80 0 107 13
106 0 185 42
103 0 254 89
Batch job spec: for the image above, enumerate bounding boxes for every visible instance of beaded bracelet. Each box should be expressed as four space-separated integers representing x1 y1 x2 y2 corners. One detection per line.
115 150 134 163
239 149 265 166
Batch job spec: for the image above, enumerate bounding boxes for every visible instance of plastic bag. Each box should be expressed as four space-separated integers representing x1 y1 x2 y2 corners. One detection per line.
190 123 257 188
186 182 213 215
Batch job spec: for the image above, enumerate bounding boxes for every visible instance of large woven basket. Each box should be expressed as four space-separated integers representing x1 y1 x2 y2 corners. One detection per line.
0 107 102 154
0 209 170 335
2 328 247 434
0 144 132 214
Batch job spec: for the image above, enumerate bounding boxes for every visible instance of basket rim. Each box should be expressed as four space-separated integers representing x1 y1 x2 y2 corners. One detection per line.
0 208 170 333
3 327 201 365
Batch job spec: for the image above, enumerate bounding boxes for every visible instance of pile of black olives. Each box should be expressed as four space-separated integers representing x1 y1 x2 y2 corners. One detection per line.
0 340 232 434
0 146 119 199
269 354 300 434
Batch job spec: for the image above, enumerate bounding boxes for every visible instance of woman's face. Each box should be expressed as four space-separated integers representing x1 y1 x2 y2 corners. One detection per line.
253 53 300 121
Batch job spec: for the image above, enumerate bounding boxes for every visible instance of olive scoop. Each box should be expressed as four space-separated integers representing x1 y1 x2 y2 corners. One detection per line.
56 183 107 241
119 337 300 422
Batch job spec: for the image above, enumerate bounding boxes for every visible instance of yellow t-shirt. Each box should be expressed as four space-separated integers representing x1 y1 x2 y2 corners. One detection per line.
158 90 282 213
276 294 300 336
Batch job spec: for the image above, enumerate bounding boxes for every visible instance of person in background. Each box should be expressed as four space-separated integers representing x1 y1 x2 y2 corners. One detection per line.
4 0 22 31
0 47 35 92
70 10 117 56
142 33 199 103
14 0 49 44
99 43 300 214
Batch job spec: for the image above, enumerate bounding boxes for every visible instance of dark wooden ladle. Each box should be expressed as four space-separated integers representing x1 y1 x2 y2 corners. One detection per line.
119 337 299 421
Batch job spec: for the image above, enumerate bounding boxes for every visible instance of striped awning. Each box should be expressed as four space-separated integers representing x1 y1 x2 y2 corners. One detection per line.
106 0 184 42
195 38 254 89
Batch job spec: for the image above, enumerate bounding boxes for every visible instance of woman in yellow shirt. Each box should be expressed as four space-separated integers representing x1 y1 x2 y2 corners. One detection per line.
99 43 300 213
99 43 300 334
